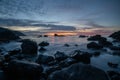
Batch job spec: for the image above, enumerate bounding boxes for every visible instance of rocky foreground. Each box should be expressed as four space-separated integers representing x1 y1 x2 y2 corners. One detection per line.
0 28 120 80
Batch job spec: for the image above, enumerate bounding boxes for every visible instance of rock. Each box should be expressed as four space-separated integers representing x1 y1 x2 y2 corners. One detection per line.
107 71 120 80
87 42 103 49
108 62 118 68
93 52 101 57
64 44 70 47
98 40 113 47
112 51 120 56
39 41 49 47
44 35 48 37
54 51 68 62
21 39 38 55
0 27 20 42
8 49 21 56
36 54 54 64
87 35 106 41
48 63 109 80
109 31 120 41
58 58 77 68
109 46 120 51
39 47 47 52
79 35 87 38
4 60 43 80
71 50 91 64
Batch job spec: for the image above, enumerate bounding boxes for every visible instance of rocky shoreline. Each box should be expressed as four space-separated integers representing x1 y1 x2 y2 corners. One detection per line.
0 29 120 80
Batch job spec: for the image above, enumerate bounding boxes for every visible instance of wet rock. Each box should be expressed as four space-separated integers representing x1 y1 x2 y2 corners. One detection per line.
109 46 120 51
93 52 101 57
44 35 48 37
58 58 77 68
39 47 47 52
21 39 38 55
112 51 120 56
87 42 103 49
39 41 49 47
108 62 118 68
107 71 120 80
64 44 70 47
71 50 91 64
98 40 113 47
8 49 21 56
109 31 120 41
36 54 54 64
87 35 106 41
79 35 87 38
0 27 20 42
4 60 43 80
54 51 68 62
48 63 109 80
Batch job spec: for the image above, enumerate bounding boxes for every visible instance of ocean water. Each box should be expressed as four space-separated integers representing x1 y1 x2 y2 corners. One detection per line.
0 35 120 72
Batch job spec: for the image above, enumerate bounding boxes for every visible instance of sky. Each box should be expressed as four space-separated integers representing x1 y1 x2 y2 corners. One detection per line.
0 0 120 35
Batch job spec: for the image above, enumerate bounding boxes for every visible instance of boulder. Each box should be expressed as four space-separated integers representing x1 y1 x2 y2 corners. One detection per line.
8 49 21 56
107 71 120 80
4 60 43 80
87 35 106 41
54 51 68 62
87 42 103 49
64 44 70 47
39 41 49 47
21 39 38 55
109 46 120 51
36 54 54 64
48 63 109 80
0 27 20 42
39 47 47 52
98 40 113 47
71 50 91 64
109 31 120 41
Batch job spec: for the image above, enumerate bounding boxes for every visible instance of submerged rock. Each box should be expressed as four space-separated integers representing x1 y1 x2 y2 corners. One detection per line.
54 51 68 62
109 46 120 51
109 31 120 41
36 54 54 64
48 63 109 80
87 42 103 49
39 41 49 47
87 35 106 41
64 44 70 47
39 47 47 52
4 60 43 80
21 39 38 55
71 50 91 64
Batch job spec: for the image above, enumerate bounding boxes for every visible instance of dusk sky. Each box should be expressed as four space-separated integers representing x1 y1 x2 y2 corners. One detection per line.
0 0 120 35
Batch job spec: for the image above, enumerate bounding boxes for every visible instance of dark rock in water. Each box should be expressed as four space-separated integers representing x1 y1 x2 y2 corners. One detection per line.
21 39 38 55
36 54 54 64
109 31 120 41
44 35 48 37
93 52 101 57
8 49 21 56
39 41 49 47
79 35 87 38
4 60 43 80
54 51 68 62
64 44 70 47
0 27 20 42
48 63 109 80
71 50 91 64
87 42 103 49
112 51 120 56
58 58 77 68
108 62 118 68
13 31 26 36
98 40 113 47
109 46 120 51
39 47 47 52
107 71 120 80
87 35 106 41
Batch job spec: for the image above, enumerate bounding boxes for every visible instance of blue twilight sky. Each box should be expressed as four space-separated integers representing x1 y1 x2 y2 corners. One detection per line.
0 0 120 31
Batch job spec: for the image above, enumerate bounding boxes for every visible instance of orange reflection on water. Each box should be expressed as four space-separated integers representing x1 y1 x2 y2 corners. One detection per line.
45 32 77 36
